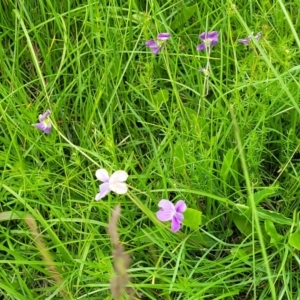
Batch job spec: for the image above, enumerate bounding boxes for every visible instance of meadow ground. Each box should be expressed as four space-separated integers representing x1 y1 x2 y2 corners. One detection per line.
0 1 300 299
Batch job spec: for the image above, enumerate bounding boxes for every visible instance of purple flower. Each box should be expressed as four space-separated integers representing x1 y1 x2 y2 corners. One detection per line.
145 32 171 55
95 169 128 200
156 199 187 232
196 31 219 51
238 32 262 46
34 110 52 134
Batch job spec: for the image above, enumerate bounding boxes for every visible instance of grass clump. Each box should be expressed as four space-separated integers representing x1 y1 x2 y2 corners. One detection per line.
0 0 300 299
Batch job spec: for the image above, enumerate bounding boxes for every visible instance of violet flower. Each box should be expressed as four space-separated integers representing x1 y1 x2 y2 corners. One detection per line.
34 110 52 134
196 31 219 51
145 33 171 55
156 199 187 232
95 169 128 200
238 32 262 46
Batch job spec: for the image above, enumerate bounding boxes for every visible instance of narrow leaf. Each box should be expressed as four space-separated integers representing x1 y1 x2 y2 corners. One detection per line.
173 140 186 174
171 5 197 30
220 149 233 180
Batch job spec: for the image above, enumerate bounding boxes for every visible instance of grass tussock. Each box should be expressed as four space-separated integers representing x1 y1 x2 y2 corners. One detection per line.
0 0 300 299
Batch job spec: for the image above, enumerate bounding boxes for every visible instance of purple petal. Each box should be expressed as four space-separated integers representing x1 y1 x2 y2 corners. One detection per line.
174 212 184 223
157 33 171 41
35 122 51 134
38 110 51 122
196 43 206 51
35 122 46 131
156 209 174 222
43 126 52 134
151 46 161 54
95 182 110 200
158 199 174 210
171 217 181 232
210 38 218 46
200 31 218 41
175 200 187 213
145 40 158 48
209 31 219 39
238 37 251 45
95 169 110 182
156 200 175 221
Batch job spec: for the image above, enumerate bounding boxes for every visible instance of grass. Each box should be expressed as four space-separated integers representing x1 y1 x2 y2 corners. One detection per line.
0 0 300 299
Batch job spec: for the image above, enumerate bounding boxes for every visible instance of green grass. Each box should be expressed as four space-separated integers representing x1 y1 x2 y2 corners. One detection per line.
0 0 300 299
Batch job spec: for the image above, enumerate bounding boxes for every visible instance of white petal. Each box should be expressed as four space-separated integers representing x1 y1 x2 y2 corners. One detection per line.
109 182 128 194
95 169 110 182
109 170 128 183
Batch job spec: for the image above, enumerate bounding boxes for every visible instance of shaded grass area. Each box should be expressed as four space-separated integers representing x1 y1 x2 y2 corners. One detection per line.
0 0 300 299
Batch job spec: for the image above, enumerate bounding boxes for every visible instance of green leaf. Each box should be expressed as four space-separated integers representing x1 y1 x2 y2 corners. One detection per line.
153 89 169 108
248 187 276 206
183 208 202 230
232 212 253 236
289 231 300 250
220 149 233 180
256 207 292 225
173 140 186 174
264 220 284 243
232 212 269 241
171 5 197 30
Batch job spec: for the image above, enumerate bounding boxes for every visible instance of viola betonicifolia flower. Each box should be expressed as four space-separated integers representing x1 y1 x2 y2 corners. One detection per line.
95 169 128 200
145 33 171 55
156 199 187 232
196 31 219 51
34 110 52 134
238 32 262 46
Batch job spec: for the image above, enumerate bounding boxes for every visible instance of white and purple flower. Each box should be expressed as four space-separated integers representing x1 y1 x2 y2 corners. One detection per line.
34 110 52 134
196 31 219 51
238 32 262 46
156 199 187 232
145 33 171 55
95 169 128 200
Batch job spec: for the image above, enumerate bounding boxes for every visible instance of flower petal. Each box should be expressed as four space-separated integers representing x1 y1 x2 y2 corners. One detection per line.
175 200 187 213
196 43 206 51
151 46 161 54
156 209 174 222
109 182 128 194
35 122 46 131
38 110 51 122
158 199 174 210
157 33 171 41
145 40 158 48
156 200 175 221
95 182 110 200
43 126 52 134
200 31 218 41
110 170 128 183
95 169 110 182
238 37 251 45
171 217 181 232
210 38 218 46
174 212 184 223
